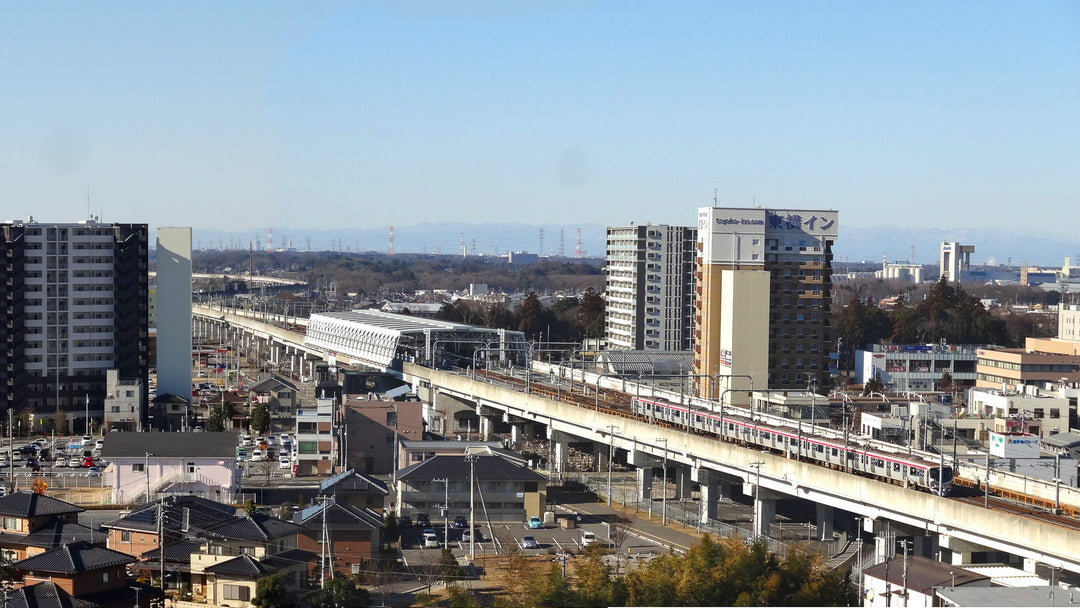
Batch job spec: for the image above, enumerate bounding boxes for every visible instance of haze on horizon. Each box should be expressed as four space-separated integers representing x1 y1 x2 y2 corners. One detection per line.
2 2 1076 235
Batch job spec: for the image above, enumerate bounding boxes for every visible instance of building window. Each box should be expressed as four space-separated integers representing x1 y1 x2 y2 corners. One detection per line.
132 463 144 472
121 530 131 542
223 585 250 601
1051 408 1061 419
2 517 19 531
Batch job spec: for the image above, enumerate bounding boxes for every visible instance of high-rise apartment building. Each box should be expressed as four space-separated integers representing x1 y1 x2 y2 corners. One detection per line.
694 207 837 397
604 225 697 351
0 218 149 427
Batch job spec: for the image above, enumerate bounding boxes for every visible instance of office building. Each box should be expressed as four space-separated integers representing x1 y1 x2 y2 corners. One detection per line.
694 207 837 396
0 218 148 427
604 224 697 351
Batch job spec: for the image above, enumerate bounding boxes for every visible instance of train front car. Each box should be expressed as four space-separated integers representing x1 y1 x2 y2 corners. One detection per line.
928 465 954 496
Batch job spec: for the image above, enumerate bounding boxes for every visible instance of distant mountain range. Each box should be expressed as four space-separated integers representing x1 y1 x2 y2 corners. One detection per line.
186 223 1076 268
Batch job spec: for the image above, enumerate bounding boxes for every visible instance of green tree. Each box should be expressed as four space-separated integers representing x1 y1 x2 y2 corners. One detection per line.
863 372 886 397
39 416 56 436
439 548 463 586
305 575 369 608
579 288 606 339
250 403 270 435
278 501 294 522
521 563 574 608
574 547 619 608
207 400 235 432
251 573 297 608
514 292 546 337
243 499 257 516
623 535 856 606
833 297 893 370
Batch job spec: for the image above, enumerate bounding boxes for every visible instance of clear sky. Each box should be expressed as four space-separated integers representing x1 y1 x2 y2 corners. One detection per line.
2 1 1076 233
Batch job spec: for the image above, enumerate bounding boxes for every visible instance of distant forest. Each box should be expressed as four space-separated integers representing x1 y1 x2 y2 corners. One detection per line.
191 251 604 297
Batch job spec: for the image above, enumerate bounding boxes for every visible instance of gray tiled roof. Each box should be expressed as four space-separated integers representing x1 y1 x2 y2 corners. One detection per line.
21 519 99 549
297 499 383 530
203 513 305 542
140 538 205 562
13 541 135 573
100 432 237 458
397 454 548 483
0 492 84 518
6 581 91 608
203 553 273 577
260 548 316 571
319 469 389 495
102 495 236 533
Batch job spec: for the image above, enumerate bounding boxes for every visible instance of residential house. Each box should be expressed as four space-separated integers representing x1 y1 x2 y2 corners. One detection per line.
103 369 145 432
396 454 548 521
295 497 383 577
319 469 389 513
149 393 191 432
862 556 989 607
99 433 239 504
10 541 148 608
247 375 299 433
0 492 97 562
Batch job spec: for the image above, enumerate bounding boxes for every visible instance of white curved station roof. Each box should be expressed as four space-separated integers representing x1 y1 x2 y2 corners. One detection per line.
305 310 524 370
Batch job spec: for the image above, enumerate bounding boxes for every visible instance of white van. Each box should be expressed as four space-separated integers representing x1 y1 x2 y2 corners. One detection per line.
423 533 440 548
250 450 265 462
581 531 597 547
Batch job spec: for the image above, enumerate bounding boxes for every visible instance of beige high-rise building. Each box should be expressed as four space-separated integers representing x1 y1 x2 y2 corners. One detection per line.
694 207 838 399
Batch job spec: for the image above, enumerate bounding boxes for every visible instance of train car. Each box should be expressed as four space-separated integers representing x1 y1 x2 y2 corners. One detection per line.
632 395 953 496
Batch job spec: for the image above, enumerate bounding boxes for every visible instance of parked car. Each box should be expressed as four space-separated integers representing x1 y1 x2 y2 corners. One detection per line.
250 450 265 462
416 513 431 527
68 458 83 467
423 533 440 548
527 516 544 529
278 457 291 469
82 457 95 468
0 458 8 468
521 535 540 549
23 458 38 469
462 529 483 543
87 466 100 476
581 531 598 547
53 459 68 468
81 435 92 447
453 516 468 529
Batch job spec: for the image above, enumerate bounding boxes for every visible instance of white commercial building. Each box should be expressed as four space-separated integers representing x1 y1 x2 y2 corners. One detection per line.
604 224 697 351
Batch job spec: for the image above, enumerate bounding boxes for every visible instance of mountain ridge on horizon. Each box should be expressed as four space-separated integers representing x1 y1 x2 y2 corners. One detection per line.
183 223 1076 268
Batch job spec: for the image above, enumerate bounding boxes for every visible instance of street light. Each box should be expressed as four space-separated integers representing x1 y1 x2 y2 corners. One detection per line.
130 586 141 608
655 437 668 525
749 460 765 538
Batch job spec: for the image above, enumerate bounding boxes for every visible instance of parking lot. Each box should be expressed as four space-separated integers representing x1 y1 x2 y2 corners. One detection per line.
400 511 666 567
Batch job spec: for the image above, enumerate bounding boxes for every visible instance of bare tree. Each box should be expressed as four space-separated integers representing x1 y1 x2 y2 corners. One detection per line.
608 514 633 575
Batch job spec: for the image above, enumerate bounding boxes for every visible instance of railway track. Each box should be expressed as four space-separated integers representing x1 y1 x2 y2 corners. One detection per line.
473 368 1080 526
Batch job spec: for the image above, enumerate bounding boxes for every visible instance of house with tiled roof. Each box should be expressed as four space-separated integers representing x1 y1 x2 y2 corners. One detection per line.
396 454 548 521
0 492 98 562
246 375 299 433
295 496 383 576
99 432 239 504
202 547 313 608
318 469 388 512
10 541 156 608
187 513 311 603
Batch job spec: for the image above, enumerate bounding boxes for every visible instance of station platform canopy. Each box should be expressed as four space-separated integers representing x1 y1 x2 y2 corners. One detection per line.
305 310 527 371
593 350 694 376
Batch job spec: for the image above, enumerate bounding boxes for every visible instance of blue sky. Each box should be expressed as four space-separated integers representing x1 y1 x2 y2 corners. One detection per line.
1 1 1076 235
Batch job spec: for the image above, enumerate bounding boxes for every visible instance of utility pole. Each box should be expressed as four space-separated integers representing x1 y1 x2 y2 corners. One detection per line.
749 460 765 538
606 425 619 506
466 454 478 559
7 409 12 490
145 452 153 503
158 498 165 596
655 437 668 525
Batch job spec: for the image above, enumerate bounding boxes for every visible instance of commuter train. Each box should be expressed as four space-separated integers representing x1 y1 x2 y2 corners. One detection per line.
631 396 953 496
